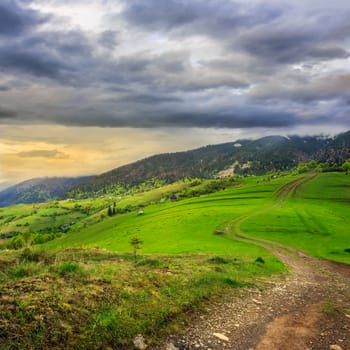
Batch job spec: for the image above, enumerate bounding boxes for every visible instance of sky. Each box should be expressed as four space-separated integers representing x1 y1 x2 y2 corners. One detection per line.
1 0 350 188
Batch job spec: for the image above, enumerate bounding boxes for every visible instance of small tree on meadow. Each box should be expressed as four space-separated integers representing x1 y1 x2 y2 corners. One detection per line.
130 237 143 264
342 161 350 175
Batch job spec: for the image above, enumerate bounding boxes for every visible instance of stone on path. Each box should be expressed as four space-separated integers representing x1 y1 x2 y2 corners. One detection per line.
133 334 147 349
329 345 343 350
213 333 229 341
166 342 179 350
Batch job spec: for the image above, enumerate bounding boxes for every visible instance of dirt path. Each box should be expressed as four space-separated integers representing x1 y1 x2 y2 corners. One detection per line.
158 175 350 350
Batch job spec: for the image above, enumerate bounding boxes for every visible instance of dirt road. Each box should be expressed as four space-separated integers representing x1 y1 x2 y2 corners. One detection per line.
158 175 350 350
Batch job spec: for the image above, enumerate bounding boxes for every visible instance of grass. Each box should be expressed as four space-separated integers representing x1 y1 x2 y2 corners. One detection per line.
240 173 350 263
47 174 301 256
0 248 284 349
0 171 349 348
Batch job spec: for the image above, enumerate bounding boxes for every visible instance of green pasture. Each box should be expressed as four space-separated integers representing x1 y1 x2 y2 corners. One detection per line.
241 173 350 263
48 174 301 257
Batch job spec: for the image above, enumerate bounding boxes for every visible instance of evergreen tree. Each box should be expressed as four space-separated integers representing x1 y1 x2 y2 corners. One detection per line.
130 237 143 264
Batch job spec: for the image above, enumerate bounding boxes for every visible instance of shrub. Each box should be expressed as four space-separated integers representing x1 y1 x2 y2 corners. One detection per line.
52 262 86 278
255 257 265 264
31 233 56 245
19 248 54 264
208 256 229 264
6 235 25 250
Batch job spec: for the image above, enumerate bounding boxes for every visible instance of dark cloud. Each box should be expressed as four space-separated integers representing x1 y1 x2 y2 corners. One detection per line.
0 49 72 79
0 1 47 37
145 108 299 129
121 0 282 36
0 0 348 133
99 52 249 93
308 47 350 60
98 30 119 49
238 28 350 64
121 0 350 66
114 93 182 104
0 106 16 119
43 101 302 129
17 149 68 158
0 29 93 83
250 73 350 103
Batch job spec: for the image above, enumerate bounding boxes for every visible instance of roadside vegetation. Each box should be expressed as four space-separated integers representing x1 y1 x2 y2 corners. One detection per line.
0 247 283 349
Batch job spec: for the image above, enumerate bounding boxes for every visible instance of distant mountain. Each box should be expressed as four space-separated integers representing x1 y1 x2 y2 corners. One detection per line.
4 131 349 203
67 131 350 198
0 177 92 207
314 130 350 165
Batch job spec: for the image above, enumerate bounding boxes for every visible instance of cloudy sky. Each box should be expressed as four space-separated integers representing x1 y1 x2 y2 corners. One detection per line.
1 0 350 187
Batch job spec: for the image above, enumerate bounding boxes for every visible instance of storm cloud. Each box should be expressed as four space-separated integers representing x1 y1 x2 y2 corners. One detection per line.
0 0 47 37
0 0 349 130
0 106 16 119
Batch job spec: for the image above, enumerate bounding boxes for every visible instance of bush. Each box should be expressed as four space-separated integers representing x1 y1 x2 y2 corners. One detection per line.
208 256 229 264
51 262 86 278
255 257 265 264
19 248 54 264
32 233 56 245
6 235 25 250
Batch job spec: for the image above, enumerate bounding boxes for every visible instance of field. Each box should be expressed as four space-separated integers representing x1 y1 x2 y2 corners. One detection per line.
47 174 300 254
241 173 350 263
45 172 350 264
0 172 349 348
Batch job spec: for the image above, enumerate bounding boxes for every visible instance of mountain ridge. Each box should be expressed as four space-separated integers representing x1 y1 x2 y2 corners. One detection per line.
67 131 350 198
2 131 349 205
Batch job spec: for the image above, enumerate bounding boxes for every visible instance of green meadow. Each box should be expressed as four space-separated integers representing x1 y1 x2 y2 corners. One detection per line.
47 174 300 255
241 173 350 263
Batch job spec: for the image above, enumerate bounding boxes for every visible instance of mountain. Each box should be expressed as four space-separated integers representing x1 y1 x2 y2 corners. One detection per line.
4 131 349 203
314 131 350 165
0 177 92 207
67 131 350 198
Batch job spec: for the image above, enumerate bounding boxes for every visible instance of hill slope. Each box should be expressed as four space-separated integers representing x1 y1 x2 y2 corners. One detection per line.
68 132 350 198
0 176 92 207
4 131 349 203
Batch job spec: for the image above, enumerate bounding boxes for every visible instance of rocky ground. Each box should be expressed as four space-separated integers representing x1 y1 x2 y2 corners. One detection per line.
155 245 350 350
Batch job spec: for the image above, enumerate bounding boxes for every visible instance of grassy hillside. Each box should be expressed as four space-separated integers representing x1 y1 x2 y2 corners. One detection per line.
241 173 350 263
0 178 235 245
48 175 297 254
45 172 350 264
0 171 349 349
66 131 350 199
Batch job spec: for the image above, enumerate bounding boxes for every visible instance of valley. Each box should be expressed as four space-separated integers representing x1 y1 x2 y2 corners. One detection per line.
0 171 349 349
